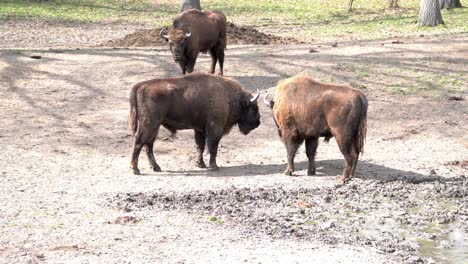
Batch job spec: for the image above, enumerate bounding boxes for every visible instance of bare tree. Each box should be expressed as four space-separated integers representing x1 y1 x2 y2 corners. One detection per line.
417 0 445 26
348 0 355 12
440 0 462 9
388 0 400 8
180 0 201 12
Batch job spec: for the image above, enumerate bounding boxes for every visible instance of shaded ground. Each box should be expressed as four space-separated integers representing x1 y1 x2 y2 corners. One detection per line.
0 19 467 263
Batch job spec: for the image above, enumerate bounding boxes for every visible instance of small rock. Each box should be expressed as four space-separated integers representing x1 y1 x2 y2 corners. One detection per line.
407 256 423 263
321 220 335 230
439 240 451 248
24 243 33 249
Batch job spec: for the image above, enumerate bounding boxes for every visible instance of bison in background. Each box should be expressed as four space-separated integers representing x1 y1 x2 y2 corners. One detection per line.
160 9 227 76
129 73 261 175
264 75 368 183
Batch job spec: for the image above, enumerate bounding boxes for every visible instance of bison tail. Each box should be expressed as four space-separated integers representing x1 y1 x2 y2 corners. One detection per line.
355 93 368 155
129 84 140 136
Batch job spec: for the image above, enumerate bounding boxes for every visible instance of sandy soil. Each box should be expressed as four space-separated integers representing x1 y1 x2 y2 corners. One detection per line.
0 21 467 263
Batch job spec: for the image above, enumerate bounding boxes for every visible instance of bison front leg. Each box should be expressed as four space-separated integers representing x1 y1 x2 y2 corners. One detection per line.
305 138 319 176
194 130 206 168
282 133 300 176
217 47 224 76
208 48 217 74
207 137 221 170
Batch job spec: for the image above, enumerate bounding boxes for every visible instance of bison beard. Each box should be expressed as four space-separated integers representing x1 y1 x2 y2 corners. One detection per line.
129 73 260 175
266 75 368 183
160 9 227 76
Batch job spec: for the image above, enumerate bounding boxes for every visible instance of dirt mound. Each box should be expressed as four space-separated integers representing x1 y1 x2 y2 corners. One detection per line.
226 23 303 45
103 27 167 47
102 23 302 47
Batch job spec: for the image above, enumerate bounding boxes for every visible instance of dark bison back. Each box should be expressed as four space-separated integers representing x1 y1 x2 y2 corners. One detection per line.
129 73 260 174
174 9 227 52
161 9 227 75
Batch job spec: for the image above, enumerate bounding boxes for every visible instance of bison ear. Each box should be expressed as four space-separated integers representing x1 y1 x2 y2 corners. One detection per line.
263 93 273 108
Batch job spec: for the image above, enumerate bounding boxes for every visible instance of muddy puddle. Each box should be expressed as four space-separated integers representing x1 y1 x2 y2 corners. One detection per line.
111 177 467 263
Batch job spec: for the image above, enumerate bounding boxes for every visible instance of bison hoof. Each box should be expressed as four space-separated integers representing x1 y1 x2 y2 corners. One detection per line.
196 161 207 168
152 166 162 172
132 169 141 175
208 165 219 171
307 169 316 176
284 169 294 176
336 176 350 184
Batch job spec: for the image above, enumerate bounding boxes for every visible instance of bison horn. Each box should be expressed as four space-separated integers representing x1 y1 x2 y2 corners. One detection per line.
263 93 272 108
250 89 260 102
160 27 169 40
184 32 192 38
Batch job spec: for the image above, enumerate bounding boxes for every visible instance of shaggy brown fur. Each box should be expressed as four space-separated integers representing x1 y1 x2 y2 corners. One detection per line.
267 75 367 182
129 73 260 175
160 9 227 75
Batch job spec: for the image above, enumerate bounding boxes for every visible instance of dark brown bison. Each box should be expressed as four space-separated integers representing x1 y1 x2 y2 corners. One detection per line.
160 9 227 76
264 75 368 183
129 73 261 175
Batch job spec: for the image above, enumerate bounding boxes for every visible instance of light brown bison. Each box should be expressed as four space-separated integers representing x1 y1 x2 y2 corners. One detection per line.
264 75 368 183
129 73 261 175
160 9 227 75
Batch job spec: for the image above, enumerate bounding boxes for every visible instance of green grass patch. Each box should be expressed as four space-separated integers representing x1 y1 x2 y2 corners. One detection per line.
1 0 466 41
209 215 222 224
0 0 177 24
305 220 319 226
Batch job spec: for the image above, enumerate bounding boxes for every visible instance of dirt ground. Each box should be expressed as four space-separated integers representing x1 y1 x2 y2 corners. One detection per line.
0 20 467 263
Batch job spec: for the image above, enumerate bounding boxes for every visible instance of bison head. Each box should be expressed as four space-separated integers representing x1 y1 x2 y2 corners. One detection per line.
238 89 261 135
160 27 191 63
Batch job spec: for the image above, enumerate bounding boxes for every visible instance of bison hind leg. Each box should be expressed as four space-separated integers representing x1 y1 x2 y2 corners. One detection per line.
334 132 359 183
337 143 359 183
145 140 161 172
305 138 319 176
282 131 302 176
131 133 144 175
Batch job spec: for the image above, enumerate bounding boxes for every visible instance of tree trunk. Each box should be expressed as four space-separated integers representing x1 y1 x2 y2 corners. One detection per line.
388 0 400 8
348 0 355 12
180 0 201 12
417 0 445 26
440 0 462 9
